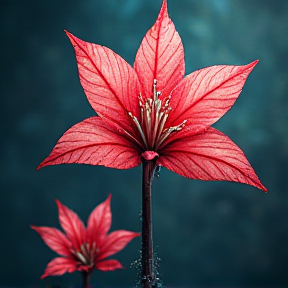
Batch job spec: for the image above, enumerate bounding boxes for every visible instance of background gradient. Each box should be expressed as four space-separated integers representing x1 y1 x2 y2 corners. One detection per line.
1 0 287 286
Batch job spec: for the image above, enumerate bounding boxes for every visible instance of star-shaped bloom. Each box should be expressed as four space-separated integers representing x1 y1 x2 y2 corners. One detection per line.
38 0 266 192
31 195 140 278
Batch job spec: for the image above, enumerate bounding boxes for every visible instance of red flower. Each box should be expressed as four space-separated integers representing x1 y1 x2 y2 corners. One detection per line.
31 195 140 278
38 0 266 192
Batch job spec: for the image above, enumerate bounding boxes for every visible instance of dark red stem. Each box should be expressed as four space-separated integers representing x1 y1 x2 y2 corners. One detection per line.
141 159 157 288
82 270 91 288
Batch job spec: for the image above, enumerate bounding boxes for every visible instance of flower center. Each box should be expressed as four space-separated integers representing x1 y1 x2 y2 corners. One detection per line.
128 79 187 151
72 242 98 267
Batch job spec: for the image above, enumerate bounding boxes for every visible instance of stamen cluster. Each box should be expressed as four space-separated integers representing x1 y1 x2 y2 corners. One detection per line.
129 79 187 151
72 242 98 267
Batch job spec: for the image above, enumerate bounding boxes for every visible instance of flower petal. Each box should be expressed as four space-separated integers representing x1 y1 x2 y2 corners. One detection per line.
134 0 184 99
87 194 112 245
158 127 267 192
95 259 123 271
31 226 71 257
56 199 86 251
40 257 78 279
38 117 141 169
65 31 141 135
167 61 259 134
97 230 140 261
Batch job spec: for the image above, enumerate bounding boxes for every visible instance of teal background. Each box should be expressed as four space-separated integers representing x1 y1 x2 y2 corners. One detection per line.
0 0 287 286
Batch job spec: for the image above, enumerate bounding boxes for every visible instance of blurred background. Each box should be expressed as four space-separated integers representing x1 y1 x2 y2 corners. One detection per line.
1 0 287 287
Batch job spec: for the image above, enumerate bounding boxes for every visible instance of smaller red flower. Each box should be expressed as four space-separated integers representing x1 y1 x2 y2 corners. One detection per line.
31 195 140 279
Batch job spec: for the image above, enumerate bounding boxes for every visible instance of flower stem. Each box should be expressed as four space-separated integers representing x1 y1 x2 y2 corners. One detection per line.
141 159 157 288
82 270 91 288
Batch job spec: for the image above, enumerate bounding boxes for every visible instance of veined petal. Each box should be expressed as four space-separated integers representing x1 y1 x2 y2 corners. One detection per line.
87 194 112 245
134 0 184 99
31 226 71 257
97 230 140 261
96 259 123 271
40 257 78 279
65 31 141 135
37 117 141 169
158 127 267 192
167 61 259 133
56 199 86 252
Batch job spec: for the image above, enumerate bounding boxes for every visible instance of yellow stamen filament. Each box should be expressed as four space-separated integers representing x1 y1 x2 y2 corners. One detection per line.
76 251 87 264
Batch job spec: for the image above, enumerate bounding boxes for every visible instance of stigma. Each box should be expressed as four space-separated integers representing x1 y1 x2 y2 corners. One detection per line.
128 79 187 151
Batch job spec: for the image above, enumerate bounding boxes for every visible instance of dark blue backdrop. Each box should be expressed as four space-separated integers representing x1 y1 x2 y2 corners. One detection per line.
1 0 287 286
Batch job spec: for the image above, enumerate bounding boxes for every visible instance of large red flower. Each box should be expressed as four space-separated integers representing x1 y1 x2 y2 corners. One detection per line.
31 195 140 278
38 0 266 192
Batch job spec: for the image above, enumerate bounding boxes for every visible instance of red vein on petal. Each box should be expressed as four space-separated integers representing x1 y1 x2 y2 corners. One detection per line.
176 62 257 120
67 32 135 131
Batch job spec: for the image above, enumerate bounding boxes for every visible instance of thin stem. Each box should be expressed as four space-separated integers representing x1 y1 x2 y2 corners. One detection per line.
82 270 91 288
141 159 157 288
